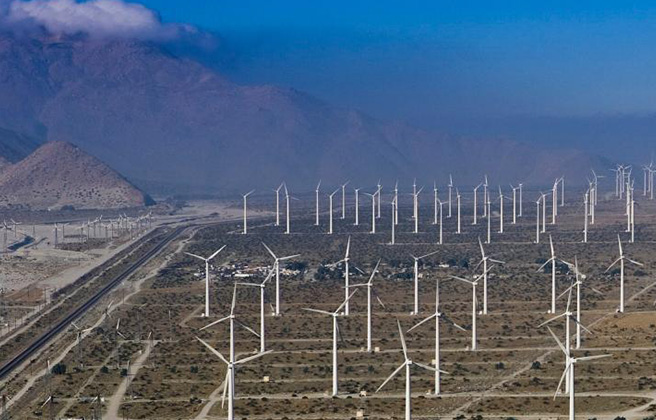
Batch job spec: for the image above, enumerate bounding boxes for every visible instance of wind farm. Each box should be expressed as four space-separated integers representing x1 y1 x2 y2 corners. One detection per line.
1 174 656 420
1 2 656 419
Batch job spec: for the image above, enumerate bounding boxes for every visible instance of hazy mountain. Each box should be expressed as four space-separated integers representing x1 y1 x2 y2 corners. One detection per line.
0 141 153 210
0 32 610 193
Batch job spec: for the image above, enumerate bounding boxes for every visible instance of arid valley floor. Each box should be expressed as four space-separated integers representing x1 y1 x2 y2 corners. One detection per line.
1 190 656 420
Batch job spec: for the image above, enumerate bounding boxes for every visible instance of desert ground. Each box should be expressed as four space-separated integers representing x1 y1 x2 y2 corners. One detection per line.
1 188 656 420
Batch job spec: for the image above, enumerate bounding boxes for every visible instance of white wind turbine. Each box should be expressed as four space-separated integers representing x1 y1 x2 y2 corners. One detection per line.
535 197 541 244
275 183 284 226
447 175 453 218
303 290 358 397
365 192 377 234
433 181 439 225
185 246 227 317
328 188 339 235
485 197 491 243
341 180 350 219
283 184 297 235
540 192 547 233
236 268 275 352
509 184 519 224
537 235 571 314
436 199 444 245
241 190 255 234
354 187 361 225
497 186 505 233
605 235 643 313
262 242 300 317
376 319 440 420
547 327 611 420
556 258 598 350
482 174 489 218
197 292 269 420
394 181 399 225
326 236 354 316
472 181 483 225
518 182 523 217
195 340 271 420
451 271 489 351
583 189 589 243
456 188 462 234
390 197 396 245
412 186 424 234
410 250 440 315
314 180 321 226
351 260 382 352
476 238 504 315
408 277 465 395
376 180 382 219
538 284 577 394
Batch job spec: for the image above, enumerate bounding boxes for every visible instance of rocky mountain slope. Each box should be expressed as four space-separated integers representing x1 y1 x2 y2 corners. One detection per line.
0 141 153 210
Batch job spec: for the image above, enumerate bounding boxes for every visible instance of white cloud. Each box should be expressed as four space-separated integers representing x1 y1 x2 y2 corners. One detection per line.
6 0 179 39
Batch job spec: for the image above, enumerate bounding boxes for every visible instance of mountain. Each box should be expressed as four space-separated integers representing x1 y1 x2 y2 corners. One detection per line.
0 32 609 193
0 141 154 210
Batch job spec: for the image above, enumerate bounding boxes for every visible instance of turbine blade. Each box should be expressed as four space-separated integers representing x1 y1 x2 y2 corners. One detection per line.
208 245 227 261
554 363 570 400
397 319 408 359
196 337 229 365
547 327 567 356
235 350 273 365
376 362 406 393
407 314 437 332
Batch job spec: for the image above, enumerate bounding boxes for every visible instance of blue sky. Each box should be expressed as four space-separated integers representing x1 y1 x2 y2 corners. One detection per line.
134 1 656 156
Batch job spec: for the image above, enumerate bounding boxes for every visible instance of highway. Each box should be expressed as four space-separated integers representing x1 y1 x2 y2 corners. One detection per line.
0 225 186 379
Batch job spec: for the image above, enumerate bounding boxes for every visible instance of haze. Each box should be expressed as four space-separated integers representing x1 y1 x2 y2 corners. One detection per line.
142 0 656 162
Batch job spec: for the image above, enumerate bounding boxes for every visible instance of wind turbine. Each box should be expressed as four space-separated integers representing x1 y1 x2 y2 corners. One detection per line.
433 181 439 225
451 271 488 351
518 183 523 217
242 190 255 234
606 235 643 313
376 319 440 420
472 182 483 225
341 181 350 219
447 175 453 218
547 327 611 420
476 238 504 315
394 181 399 225
351 260 382 352
326 236 354 316
436 199 444 245
283 184 297 235
196 299 270 420
275 183 284 226
314 180 321 226
408 277 465 395
456 189 462 234
354 187 361 226
497 186 504 233
185 246 227 317
537 235 571 314
376 180 382 219
482 175 489 218
535 197 541 244
413 186 424 234
365 192 376 234
262 242 300 317
509 184 519 224
485 197 491 243
583 189 589 243
410 250 440 315
303 290 358 396
236 268 275 351
328 188 339 235
390 197 396 245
